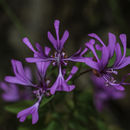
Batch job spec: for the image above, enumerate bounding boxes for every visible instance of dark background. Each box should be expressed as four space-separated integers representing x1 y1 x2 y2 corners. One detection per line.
0 0 130 130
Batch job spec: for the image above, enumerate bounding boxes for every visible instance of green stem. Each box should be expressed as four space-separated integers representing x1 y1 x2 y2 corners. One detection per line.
73 69 92 82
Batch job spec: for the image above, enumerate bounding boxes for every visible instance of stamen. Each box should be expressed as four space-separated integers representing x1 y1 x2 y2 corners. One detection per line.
51 51 68 66
106 69 118 75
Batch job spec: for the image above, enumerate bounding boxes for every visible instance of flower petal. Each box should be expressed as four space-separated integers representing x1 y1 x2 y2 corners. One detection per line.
108 33 116 58
114 85 125 91
88 33 105 46
24 67 32 81
60 30 69 50
84 58 99 70
36 61 50 78
98 46 109 70
48 31 57 50
26 57 54 63
32 108 39 124
54 20 60 44
85 39 100 62
14 60 25 77
56 83 75 92
0 83 19 102
17 102 39 124
114 56 130 69
22 37 36 53
5 76 31 86
44 46 51 55
118 34 127 64
66 66 78 82
113 43 122 67
50 66 75 94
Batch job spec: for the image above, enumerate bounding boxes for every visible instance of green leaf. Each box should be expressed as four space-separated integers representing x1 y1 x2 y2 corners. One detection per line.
126 48 130 56
40 96 54 108
97 120 108 130
5 96 54 115
18 126 29 130
46 121 62 130
4 100 34 114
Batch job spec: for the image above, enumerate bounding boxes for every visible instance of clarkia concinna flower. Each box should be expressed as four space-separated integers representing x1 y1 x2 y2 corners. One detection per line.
85 33 130 90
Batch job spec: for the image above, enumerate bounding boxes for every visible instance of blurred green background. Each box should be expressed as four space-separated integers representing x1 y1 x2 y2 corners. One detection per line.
0 0 130 130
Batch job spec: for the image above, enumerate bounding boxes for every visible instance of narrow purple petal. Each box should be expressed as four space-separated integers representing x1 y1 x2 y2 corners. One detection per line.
84 58 99 70
0 83 19 102
25 57 55 63
95 44 102 51
88 33 105 46
69 48 82 57
85 39 100 62
119 34 127 64
32 105 39 124
60 30 69 50
114 85 125 91
66 66 78 82
113 43 122 67
80 48 88 56
15 60 25 77
36 61 50 78
44 46 51 55
66 57 85 63
24 67 32 81
5 76 31 86
0 82 8 91
19 116 26 122
71 66 78 74
11 59 17 76
22 37 36 53
48 31 57 50
114 56 130 69
17 107 30 118
98 46 109 70
108 32 116 58
50 80 58 94
54 20 60 46
35 43 43 53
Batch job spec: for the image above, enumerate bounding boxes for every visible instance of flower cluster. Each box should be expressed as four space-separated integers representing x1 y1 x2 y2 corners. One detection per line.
91 75 125 111
0 20 130 124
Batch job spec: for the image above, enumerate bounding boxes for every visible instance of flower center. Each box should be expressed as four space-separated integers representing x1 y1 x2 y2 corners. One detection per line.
103 74 117 87
33 79 51 98
52 51 68 66
106 69 118 75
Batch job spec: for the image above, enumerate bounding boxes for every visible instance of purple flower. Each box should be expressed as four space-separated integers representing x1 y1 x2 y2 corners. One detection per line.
22 20 87 66
0 82 20 102
17 101 40 124
5 60 34 87
0 82 32 102
21 20 86 95
91 75 125 112
50 66 78 94
85 33 130 90
4 57 51 124
48 20 69 52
